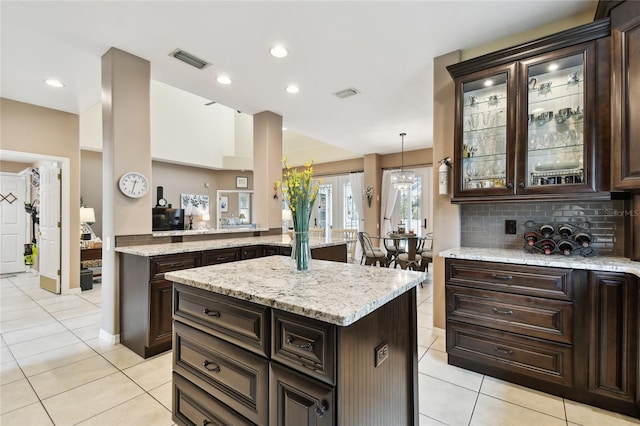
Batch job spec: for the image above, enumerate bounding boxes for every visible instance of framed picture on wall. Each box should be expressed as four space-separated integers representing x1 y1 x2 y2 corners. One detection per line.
219 196 229 213
236 176 248 189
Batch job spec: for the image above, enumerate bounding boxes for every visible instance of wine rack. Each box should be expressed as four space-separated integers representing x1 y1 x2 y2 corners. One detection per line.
522 220 594 256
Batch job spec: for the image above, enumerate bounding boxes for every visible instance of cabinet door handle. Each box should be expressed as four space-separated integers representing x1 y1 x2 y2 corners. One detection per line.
506 182 513 189
491 273 513 281
286 335 315 352
203 360 221 373
202 420 210 426
315 401 329 417
494 346 514 356
518 182 525 189
203 308 221 318
491 307 514 315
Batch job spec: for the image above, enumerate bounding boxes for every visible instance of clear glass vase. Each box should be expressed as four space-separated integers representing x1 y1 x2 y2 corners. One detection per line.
291 231 311 271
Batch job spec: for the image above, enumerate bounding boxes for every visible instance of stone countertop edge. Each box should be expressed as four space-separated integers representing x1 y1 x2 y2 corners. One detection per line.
152 227 269 237
115 234 350 257
439 247 640 278
166 256 426 327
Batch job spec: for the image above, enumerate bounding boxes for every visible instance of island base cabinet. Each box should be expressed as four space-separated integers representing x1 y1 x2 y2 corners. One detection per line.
149 279 174 349
270 363 334 426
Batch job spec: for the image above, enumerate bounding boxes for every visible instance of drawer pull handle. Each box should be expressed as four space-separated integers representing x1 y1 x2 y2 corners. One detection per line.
202 420 210 426
169 262 185 268
315 401 329 417
286 336 315 352
216 257 227 261
203 309 221 318
203 360 221 373
494 346 514 356
491 274 513 281
491 307 514 315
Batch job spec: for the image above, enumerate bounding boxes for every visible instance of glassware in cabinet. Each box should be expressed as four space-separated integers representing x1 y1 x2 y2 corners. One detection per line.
456 68 515 195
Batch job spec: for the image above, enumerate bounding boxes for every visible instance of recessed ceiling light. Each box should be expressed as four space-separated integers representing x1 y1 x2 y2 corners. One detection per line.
216 75 232 85
484 79 493 87
548 63 559 71
286 85 299 94
44 79 65 88
270 45 288 58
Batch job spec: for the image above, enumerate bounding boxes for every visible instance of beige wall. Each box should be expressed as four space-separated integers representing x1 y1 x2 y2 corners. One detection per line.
0 160 30 173
1 97 81 290
81 150 103 237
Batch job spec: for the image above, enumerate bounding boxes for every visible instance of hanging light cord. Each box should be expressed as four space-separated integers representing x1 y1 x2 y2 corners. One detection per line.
399 132 406 171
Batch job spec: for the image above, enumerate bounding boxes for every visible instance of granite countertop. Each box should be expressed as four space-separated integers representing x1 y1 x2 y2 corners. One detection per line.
166 256 426 327
440 247 640 278
152 227 269 237
116 234 351 257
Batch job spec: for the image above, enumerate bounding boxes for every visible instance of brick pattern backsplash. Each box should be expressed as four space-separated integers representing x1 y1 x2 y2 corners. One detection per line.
460 200 626 256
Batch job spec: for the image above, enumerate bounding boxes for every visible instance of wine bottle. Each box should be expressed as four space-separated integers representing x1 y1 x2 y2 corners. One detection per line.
539 224 555 237
558 225 572 238
574 233 591 247
558 240 573 256
524 232 539 246
539 239 556 255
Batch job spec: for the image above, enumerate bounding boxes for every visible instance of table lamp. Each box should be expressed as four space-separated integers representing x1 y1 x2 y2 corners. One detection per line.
238 213 246 224
80 207 95 240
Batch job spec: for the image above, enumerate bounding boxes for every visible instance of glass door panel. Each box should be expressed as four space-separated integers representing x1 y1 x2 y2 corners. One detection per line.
461 72 509 191
525 52 585 188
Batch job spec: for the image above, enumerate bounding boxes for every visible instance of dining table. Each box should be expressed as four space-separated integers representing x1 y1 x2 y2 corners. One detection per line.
383 233 431 270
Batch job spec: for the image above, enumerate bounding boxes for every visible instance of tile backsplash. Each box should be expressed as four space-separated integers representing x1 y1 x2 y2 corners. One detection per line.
460 200 626 256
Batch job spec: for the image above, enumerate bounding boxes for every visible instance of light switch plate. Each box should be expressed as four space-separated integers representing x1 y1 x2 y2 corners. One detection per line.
375 341 389 367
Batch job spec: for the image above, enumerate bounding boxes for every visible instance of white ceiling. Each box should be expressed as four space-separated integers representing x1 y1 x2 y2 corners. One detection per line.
1 1 597 157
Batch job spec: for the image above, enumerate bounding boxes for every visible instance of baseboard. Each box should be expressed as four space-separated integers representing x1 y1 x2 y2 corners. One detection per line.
99 328 120 345
432 326 445 337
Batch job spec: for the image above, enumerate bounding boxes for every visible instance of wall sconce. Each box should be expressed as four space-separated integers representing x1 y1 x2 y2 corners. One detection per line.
364 186 373 208
273 181 280 199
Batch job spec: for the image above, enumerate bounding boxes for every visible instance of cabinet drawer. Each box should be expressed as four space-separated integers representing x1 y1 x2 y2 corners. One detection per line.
446 285 573 344
151 253 201 279
172 372 253 426
174 322 268 425
446 259 573 300
447 321 573 386
202 248 240 266
240 246 263 260
173 284 270 357
272 310 336 385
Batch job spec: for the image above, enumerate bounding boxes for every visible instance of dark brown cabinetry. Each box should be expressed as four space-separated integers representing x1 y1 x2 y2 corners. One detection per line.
172 283 419 426
608 1 640 189
588 271 637 403
445 258 639 417
447 20 611 202
120 252 201 358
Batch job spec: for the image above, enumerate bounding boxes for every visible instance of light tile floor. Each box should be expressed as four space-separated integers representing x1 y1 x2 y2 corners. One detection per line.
1 271 639 425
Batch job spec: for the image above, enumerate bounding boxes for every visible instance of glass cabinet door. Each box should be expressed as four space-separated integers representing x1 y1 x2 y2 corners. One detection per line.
520 44 593 193
456 68 514 195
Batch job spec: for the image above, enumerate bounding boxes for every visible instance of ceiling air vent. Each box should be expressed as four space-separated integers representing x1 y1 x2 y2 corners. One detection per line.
333 87 360 99
169 48 210 70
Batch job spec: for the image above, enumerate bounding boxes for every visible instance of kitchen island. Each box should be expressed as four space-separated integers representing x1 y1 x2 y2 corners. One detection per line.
166 256 426 426
116 234 352 358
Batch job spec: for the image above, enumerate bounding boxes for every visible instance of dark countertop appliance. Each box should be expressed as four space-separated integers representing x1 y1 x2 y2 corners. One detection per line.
152 208 184 231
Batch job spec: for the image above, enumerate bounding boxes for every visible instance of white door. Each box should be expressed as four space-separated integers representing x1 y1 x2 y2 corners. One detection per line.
39 162 61 293
0 173 28 274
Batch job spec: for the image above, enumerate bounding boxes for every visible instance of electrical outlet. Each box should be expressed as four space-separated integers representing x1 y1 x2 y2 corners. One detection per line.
505 220 517 235
375 341 389 367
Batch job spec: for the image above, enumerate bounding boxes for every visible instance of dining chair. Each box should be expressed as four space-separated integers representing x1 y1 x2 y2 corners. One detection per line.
383 235 405 269
417 233 433 272
332 228 358 262
357 232 388 267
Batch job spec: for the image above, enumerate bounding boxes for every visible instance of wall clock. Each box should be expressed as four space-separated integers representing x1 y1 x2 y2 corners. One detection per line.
118 172 149 198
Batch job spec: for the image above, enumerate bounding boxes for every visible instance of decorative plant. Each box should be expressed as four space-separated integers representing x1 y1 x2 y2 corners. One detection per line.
364 186 374 207
280 158 320 271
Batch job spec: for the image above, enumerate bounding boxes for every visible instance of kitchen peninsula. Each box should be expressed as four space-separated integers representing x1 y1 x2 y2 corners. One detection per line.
116 234 351 358
166 256 425 425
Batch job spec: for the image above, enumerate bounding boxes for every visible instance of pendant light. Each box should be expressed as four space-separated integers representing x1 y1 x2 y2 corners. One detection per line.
390 132 415 190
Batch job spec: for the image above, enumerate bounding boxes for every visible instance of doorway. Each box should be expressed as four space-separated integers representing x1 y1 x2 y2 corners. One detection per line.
0 172 28 274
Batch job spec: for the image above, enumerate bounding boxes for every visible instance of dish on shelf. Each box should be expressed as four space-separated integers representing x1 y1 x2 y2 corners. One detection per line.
535 161 580 172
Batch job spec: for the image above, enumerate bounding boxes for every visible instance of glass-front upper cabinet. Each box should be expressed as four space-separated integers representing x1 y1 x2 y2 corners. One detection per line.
448 21 610 202
517 43 598 195
453 64 517 197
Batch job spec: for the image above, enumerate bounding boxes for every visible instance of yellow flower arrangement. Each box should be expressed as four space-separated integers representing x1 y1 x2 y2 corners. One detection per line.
281 158 320 270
